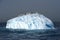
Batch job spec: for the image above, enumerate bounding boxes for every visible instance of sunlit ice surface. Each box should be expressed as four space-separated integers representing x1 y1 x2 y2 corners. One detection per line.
6 13 55 30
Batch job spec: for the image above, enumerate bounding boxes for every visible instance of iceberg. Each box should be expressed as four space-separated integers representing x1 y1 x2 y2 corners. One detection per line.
6 13 55 30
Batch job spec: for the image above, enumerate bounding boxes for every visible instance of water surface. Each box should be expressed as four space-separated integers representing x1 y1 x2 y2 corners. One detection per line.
0 27 60 40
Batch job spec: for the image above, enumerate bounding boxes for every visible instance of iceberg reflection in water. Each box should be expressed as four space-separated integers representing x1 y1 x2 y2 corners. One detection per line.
6 13 55 30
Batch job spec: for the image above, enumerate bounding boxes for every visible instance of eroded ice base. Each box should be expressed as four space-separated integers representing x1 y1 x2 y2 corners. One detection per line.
6 13 55 30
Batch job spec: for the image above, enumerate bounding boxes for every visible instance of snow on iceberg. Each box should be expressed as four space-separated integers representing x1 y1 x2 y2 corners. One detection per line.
6 13 55 30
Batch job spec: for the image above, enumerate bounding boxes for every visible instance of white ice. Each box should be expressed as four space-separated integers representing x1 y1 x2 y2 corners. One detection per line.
6 13 55 30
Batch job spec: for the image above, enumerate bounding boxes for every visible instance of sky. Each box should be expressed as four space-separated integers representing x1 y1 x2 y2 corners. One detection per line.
0 0 60 22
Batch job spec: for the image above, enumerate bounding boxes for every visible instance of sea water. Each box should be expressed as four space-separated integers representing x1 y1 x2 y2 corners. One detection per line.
0 27 60 40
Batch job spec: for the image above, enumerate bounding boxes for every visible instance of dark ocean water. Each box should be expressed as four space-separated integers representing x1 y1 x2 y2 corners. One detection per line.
0 27 60 40
0 22 60 40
